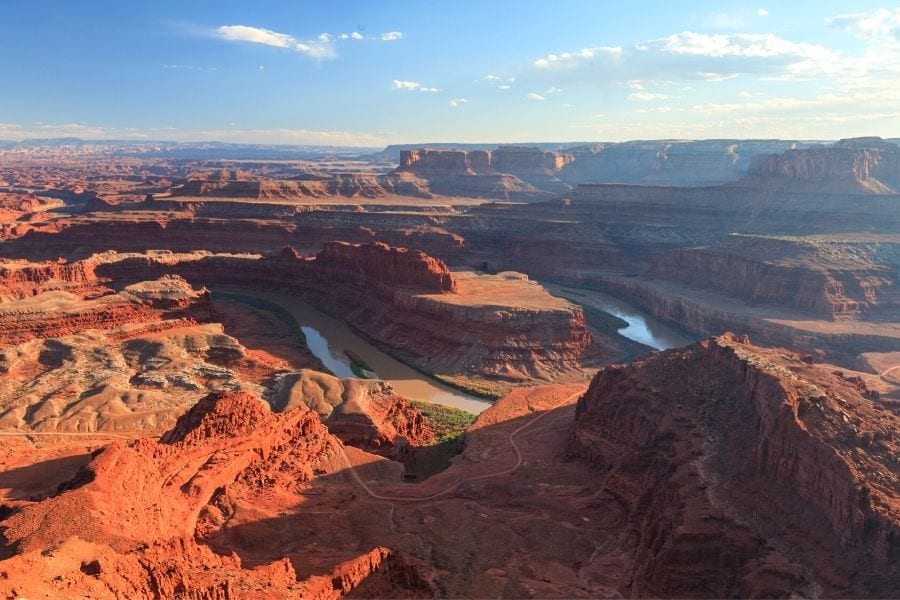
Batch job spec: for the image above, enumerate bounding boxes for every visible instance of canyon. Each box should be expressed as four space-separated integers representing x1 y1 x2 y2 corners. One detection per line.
0 136 898 598
375 139 816 187
1 335 896 597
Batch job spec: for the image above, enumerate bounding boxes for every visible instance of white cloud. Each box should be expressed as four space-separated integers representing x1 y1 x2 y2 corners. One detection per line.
216 25 336 60
661 32 833 62
827 8 900 40
217 25 294 48
393 80 422 90
481 74 516 89
392 80 440 92
697 72 739 81
214 25 404 60
530 31 844 83
527 92 546 101
628 92 668 101
546 86 562 94
567 108 900 140
533 46 622 69
693 85 900 115
515 20 900 138
449 98 469 107
757 8 769 17
162 64 217 71
636 106 674 113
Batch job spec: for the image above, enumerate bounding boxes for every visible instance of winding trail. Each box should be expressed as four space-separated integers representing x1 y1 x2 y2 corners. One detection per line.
880 364 900 380
339 388 585 503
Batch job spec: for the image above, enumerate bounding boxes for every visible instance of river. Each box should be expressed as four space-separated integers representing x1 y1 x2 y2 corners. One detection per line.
213 289 494 414
545 283 693 350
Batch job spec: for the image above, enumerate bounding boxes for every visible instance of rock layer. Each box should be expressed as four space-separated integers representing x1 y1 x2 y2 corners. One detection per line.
0 257 106 300
0 275 212 346
745 137 900 193
394 147 565 199
648 235 898 318
95 244 592 386
172 172 435 200
314 241 457 293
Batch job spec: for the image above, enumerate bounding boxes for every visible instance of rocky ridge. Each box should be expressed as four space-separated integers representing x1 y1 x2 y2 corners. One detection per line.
570 333 899 597
0 390 435 598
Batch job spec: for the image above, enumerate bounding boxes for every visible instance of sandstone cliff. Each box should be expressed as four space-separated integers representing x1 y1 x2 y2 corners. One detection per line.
558 139 806 186
94 244 592 387
492 145 573 193
398 148 492 175
394 147 564 200
172 173 435 200
376 139 806 187
314 240 457 293
0 257 106 300
570 333 899 597
648 235 898 318
744 137 900 194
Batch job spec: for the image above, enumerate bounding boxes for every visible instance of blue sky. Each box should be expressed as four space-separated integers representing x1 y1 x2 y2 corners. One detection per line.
1 1 899 145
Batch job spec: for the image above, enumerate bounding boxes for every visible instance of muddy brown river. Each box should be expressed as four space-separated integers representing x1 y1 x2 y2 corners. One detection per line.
214 288 494 414
215 283 691 416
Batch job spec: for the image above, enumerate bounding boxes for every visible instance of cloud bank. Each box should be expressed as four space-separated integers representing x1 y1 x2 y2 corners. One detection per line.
214 25 404 61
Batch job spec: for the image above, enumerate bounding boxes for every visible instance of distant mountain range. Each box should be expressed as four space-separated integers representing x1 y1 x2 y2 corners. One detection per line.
0 138 381 159
3 137 899 166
